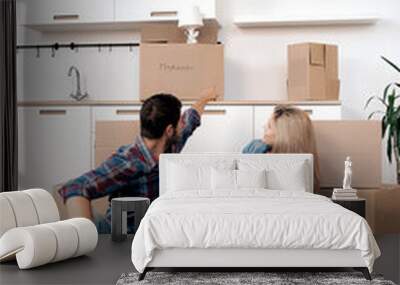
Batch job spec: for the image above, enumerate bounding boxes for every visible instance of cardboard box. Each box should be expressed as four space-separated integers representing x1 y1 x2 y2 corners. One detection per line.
140 43 224 101
357 186 400 234
95 121 140 167
319 186 400 234
313 120 381 188
141 23 218 44
288 43 340 101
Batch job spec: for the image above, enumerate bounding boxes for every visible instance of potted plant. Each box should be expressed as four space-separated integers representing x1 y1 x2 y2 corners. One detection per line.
365 56 400 183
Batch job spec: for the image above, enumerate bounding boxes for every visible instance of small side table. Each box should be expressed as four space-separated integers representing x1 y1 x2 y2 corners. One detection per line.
332 198 366 218
111 197 150 242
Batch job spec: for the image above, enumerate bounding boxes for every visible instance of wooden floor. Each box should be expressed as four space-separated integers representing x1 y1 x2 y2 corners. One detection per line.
0 235 134 285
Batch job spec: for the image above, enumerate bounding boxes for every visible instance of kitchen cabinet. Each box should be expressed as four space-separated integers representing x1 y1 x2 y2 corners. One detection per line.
92 105 253 165
18 107 92 191
17 0 219 30
19 0 114 26
115 0 220 23
253 105 342 138
182 106 254 153
93 106 142 122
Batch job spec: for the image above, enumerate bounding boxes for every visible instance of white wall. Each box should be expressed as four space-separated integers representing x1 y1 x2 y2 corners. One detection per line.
17 0 400 183
220 0 399 114
216 0 400 184
17 1 400 105
16 29 141 102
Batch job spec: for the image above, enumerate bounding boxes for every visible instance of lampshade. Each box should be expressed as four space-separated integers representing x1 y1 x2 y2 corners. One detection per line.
178 6 204 28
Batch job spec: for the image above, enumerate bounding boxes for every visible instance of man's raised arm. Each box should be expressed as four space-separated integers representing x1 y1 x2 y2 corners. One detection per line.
191 87 219 116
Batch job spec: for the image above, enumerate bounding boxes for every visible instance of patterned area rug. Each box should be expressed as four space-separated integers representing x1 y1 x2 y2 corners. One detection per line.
117 272 396 285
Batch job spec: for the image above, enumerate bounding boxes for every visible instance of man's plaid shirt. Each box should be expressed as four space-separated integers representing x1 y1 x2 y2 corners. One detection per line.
58 108 201 224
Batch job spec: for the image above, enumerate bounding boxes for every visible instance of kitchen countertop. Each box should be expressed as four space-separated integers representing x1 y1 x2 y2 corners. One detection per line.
17 100 342 107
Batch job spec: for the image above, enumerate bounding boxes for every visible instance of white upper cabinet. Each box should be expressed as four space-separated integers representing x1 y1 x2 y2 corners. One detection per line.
18 0 220 29
20 0 114 26
115 0 220 23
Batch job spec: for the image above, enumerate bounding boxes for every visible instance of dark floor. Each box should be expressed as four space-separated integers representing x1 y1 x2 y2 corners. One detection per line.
1 234 396 285
0 235 134 285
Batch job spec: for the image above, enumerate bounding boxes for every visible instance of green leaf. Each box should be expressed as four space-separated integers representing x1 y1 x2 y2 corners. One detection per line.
378 97 389 107
397 126 400 150
396 118 400 153
387 135 393 163
381 116 387 138
364 96 375 109
382 56 400 73
387 125 395 163
388 89 396 105
364 95 388 109
383 83 393 102
386 107 394 123
382 116 387 138
368 110 384 119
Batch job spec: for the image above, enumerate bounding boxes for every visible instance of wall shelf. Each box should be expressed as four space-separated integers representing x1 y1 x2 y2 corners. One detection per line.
23 19 220 33
234 15 380 28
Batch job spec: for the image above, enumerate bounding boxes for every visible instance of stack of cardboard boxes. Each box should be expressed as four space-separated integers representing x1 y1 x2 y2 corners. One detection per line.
288 43 340 101
140 24 224 101
139 25 339 102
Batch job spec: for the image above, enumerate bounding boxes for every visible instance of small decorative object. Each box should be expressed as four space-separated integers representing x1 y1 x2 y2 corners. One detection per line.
111 197 150 242
178 6 204 44
332 156 358 200
365 56 400 183
343 156 352 190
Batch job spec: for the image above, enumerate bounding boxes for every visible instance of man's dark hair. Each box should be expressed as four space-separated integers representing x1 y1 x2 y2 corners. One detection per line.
140 94 182 139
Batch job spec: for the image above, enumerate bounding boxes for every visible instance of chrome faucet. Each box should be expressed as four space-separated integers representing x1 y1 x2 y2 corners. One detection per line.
68 66 88 101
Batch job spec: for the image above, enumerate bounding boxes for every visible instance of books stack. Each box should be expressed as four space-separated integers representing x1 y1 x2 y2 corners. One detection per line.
332 188 358 200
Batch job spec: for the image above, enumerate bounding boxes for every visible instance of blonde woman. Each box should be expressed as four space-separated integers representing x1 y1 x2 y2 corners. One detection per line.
242 105 320 192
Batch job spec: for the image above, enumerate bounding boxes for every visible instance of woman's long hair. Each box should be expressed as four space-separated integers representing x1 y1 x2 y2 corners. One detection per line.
270 105 320 192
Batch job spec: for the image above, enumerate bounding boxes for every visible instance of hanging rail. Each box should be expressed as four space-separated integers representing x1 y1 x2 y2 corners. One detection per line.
16 42 141 50
16 41 221 57
16 42 141 57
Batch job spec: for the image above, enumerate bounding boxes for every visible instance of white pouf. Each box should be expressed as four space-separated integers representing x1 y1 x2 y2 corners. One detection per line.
0 218 98 269
0 189 98 269
0 226 57 269
65 218 98 257
0 196 17 237
1 191 39 227
42 221 79 262
24 189 60 223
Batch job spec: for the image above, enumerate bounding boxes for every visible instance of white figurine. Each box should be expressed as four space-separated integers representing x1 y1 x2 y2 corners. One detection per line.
343 156 352 190
185 28 200 44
